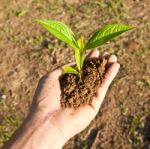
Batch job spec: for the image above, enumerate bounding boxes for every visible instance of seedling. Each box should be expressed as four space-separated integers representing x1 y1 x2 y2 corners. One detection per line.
36 19 133 76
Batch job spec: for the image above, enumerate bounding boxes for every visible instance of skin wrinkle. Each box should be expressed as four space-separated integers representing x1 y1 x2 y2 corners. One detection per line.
17 110 60 149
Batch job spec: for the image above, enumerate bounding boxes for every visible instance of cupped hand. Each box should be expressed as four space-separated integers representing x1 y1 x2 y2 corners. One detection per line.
31 49 120 143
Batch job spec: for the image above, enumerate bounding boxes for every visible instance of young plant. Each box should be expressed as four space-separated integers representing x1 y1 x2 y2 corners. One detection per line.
36 19 133 76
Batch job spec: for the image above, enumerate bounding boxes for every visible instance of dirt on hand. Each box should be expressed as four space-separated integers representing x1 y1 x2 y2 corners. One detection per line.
60 58 107 108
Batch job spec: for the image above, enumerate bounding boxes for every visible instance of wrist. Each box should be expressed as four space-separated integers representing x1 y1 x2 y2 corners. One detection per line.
25 112 66 149
4 110 67 149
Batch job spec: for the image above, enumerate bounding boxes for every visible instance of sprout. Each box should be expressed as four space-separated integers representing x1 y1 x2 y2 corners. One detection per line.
37 19 134 76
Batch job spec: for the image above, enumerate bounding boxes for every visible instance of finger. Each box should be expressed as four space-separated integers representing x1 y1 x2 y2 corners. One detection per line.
49 68 62 78
49 54 117 79
99 53 118 70
101 52 109 59
61 62 75 69
107 55 117 63
86 49 100 58
99 62 120 97
105 55 118 69
92 62 120 110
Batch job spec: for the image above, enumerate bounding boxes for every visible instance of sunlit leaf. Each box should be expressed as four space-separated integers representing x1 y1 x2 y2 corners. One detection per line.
77 36 85 51
75 37 85 72
75 48 81 72
63 66 79 75
36 19 78 49
85 24 134 49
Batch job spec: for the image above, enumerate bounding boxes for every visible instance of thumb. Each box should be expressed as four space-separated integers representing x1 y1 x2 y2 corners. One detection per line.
92 62 120 110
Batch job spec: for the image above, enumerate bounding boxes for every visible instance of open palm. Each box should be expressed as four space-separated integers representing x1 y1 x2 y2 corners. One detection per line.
31 49 120 142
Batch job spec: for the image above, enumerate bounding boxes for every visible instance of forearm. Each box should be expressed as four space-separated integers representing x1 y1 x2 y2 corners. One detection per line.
3 112 66 149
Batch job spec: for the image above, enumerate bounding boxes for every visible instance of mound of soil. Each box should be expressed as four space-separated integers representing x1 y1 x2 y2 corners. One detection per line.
60 58 107 108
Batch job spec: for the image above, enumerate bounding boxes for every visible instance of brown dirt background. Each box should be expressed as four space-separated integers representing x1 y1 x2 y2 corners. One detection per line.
0 0 150 148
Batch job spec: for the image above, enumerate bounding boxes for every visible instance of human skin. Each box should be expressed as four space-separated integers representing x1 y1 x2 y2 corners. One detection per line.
3 49 120 149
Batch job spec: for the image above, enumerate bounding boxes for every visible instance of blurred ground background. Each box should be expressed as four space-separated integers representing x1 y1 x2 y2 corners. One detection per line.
0 0 150 148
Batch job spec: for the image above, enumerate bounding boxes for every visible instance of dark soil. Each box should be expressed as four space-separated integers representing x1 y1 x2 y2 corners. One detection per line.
60 58 107 108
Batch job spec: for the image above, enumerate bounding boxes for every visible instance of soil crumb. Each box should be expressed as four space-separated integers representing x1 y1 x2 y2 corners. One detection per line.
60 58 107 108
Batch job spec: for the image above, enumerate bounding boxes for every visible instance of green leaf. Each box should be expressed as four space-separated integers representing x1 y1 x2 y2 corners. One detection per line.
63 66 79 75
77 36 85 51
85 24 134 49
80 54 84 70
36 19 78 49
75 48 81 72
75 37 85 72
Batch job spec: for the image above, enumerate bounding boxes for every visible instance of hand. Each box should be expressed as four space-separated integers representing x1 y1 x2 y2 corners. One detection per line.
31 50 120 145
3 50 120 149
